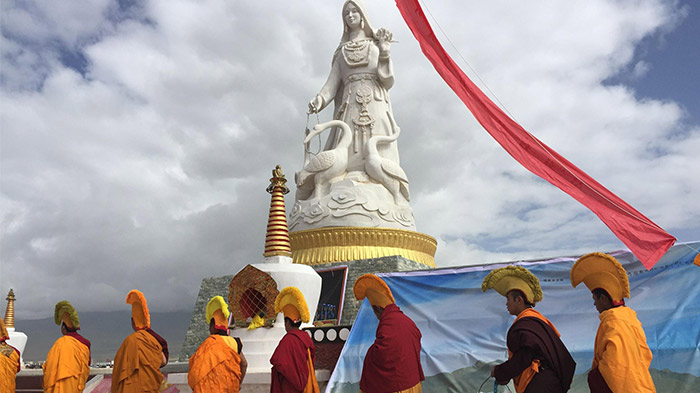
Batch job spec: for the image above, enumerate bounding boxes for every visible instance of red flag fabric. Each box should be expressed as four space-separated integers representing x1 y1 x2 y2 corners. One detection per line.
395 0 675 268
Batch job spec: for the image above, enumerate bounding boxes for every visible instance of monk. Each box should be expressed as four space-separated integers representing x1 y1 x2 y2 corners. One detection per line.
111 290 169 393
43 301 92 392
571 252 656 393
482 266 576 393
270 287 320 393
188 296 247 392
1 319 20 393
353 274 424 393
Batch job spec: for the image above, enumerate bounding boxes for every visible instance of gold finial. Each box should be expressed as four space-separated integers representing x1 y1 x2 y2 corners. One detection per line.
263 165 292 258
266 165 290 195
4 289 15 328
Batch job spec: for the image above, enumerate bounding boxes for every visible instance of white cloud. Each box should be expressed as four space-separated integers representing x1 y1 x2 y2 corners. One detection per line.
1 0 698 318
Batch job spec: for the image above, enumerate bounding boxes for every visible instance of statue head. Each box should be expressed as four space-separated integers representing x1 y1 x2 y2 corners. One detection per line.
341 0 374 42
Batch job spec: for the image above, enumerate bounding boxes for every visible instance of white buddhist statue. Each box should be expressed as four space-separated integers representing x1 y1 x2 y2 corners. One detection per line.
291 0 415 232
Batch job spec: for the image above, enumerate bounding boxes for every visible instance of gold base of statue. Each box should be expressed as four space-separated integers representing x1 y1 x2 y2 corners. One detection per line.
289 227 437 267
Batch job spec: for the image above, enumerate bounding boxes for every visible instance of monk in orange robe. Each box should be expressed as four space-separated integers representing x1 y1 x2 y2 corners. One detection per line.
43 301 91 393
354 274 424 393
111 290 169 393
571 252 656 393
482 266 575 393
188 296 247 392
1 319 20 393
270 287 320 393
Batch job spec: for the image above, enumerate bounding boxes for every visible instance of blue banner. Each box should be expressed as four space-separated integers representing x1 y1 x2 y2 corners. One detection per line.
326 242 700 393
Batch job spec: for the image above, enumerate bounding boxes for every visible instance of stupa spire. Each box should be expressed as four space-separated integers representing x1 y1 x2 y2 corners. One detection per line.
263 165 292 258
4 289 15 328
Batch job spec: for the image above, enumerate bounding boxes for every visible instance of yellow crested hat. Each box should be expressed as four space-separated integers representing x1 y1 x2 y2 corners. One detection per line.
206 296 230 329
0 319 8 341
571 252 630 302
126 290 150 329
481 265 543 304
353 274 395 308
275 287 310 323
54 300 80 330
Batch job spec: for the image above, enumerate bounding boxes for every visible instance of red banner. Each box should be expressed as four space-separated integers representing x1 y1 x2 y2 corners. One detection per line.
395 0 675 268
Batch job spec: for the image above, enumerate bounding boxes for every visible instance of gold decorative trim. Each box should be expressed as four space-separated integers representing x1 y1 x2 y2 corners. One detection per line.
290 227 437 267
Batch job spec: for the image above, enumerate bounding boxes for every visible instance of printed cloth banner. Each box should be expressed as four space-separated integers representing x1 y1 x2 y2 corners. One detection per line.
394 0 676 268
325 242 700 393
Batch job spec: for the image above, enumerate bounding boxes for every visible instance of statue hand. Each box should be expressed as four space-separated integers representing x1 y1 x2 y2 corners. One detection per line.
308 95 323 114
375 28 393 59
375 28 393 43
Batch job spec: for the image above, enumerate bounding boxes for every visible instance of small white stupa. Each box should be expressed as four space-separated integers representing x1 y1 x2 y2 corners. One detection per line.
4 289 28 366
229 166 321 373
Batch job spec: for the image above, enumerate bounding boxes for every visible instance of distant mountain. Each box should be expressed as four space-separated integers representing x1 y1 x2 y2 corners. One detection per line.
15 310 193 362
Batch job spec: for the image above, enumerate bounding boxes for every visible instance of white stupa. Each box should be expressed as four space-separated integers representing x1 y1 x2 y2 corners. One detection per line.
229 166 321 373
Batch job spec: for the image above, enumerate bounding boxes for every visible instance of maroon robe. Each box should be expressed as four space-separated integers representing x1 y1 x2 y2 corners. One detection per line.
588 367 614 393
144 328 169 361
270 329 315 393
493 316 576 393
360 304 424 393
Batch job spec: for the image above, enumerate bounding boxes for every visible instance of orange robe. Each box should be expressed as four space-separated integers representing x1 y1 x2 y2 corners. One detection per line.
591 306 655 392
43 333 91 392
188 334 242 393
0 342 20 393
111 329 165 393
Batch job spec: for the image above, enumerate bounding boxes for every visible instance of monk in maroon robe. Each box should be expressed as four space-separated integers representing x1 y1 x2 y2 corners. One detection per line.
270 287 320 393
354 274 424 393
270 327 317 393
483 265 575 393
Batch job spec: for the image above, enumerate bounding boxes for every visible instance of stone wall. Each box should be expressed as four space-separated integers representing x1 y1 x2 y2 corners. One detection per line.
180 275 233 361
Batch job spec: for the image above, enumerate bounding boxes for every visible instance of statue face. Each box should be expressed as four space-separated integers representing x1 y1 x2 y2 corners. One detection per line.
344 3 362 30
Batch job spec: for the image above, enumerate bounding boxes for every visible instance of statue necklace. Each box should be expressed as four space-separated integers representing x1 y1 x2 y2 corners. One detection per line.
342 39 370 67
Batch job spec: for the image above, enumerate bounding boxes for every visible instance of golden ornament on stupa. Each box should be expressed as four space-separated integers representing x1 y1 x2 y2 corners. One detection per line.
264 165 292 258
3 289 15 328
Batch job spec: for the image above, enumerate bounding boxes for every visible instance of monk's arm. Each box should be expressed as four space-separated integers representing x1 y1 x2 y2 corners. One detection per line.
239 352 248 382
596 323 625 391
493 346 534 383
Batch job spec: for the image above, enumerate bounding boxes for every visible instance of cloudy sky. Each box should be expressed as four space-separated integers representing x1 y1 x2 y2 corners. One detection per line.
2 0 699 319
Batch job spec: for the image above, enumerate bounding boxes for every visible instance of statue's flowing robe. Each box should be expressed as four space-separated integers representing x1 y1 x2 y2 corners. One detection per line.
493 308 576 393
43 332 91 393
588 306 655 393
111 328 168 393
359 304 424 393
317 38 399 173
270 329 320 393
188 334 242 393
0 342 20 393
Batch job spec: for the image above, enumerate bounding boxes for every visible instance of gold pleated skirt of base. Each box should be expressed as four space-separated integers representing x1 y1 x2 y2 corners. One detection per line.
289 226 437 268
